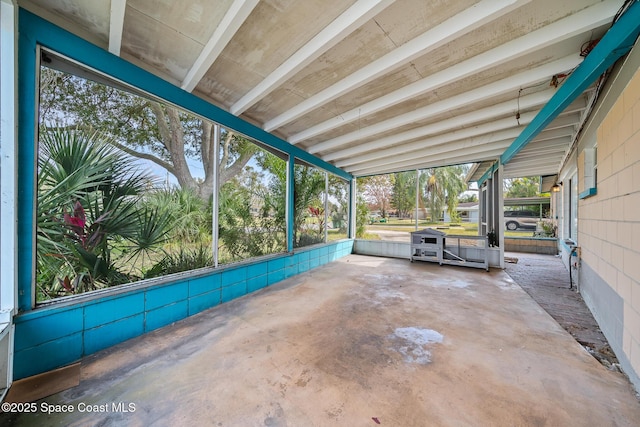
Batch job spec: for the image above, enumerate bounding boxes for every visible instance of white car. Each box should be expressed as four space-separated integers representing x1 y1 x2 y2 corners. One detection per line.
504 210 540 230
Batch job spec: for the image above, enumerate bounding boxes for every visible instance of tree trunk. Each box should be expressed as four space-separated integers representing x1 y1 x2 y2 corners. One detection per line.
145 104 254 200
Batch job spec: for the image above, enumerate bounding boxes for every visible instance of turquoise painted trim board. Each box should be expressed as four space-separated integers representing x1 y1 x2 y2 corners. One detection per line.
579 187 597 199
17 9 38 311
501 0 640 165
287 159 295 252
13 240 354 380
17 8 352 311
477 1 640 186
18 10 350 180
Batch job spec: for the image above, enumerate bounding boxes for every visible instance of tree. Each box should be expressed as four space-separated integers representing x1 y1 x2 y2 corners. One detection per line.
360 174 393 217
423 166 468 223
327 175 349 233
39 66 254 200
218 165 285 261
251 154 326 248
293 165 326 247
355 195 369 238
504 177 540 198
391 171 417 218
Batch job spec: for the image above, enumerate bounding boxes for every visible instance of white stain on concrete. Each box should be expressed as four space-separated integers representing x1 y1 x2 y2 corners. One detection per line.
364 274 407 285
375 288 408 300
390 327 443 365
394 327 443 345
444 279 470 289
362 274 410 303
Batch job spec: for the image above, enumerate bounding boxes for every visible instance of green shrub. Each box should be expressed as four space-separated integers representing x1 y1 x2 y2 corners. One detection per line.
145 246 213 278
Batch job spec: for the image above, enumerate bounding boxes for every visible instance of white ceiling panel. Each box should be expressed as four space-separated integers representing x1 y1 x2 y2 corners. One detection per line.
21 0 635 180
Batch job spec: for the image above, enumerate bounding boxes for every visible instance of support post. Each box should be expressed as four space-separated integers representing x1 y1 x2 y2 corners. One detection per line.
415 169 419 231
349 178 356 239
212 124 220 268
287 157 295 251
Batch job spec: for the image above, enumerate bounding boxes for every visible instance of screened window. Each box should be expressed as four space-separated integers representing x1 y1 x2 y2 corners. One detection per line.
35 49 346 303
357 166 471 241
327 174 349 241
218 136 286 264
580 146 597 199
36 50 292 302
293 160 326 248
570 174 578 239
36 51 220 301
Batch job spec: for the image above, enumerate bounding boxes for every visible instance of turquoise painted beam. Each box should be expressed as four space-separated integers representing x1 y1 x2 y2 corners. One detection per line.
17 9 352 181
500 0 640 166
477 161 499 187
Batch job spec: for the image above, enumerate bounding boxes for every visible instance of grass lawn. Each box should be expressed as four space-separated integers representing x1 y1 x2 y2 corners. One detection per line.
366 221 533 237
327 229 348 241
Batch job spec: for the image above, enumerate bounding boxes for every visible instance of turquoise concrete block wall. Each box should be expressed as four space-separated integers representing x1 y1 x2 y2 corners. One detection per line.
12 240 354 380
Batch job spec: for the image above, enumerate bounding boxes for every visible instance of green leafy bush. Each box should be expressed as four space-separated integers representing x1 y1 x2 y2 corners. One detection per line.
36 128 170 301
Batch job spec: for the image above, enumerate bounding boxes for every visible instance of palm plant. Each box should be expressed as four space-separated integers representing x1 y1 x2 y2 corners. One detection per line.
355 195 370 238
423 166 467 223
37 128 170 301
218 175 285 262
145 187 213 245
424 169 445 222
144 245 214 279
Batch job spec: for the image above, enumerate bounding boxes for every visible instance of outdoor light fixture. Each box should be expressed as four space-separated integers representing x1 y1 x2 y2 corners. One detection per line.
552 184 560 192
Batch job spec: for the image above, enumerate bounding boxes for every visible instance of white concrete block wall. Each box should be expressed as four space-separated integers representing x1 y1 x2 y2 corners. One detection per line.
578 61 640 388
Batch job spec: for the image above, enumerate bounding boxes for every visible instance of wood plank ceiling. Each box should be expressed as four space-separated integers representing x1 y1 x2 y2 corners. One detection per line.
20 0 628 179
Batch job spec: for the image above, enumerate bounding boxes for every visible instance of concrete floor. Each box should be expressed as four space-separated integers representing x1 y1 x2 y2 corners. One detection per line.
3 254 640 426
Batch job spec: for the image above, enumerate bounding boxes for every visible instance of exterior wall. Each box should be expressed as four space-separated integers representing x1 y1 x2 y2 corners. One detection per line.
13 240 354 380
353 239 502 267
354 240 411 259
570 43 640 389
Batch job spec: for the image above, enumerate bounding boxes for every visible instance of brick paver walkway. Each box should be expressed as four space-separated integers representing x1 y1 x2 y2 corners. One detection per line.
504 253 619 368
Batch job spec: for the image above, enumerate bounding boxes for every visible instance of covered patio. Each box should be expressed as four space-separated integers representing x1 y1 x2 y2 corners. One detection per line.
3 255 640 426
2 0 640 419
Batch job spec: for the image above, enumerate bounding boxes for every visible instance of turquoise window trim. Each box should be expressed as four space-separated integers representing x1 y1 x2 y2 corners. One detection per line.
17 10 37 312
348 179 354 239
579 187 597 199
17 8 352 311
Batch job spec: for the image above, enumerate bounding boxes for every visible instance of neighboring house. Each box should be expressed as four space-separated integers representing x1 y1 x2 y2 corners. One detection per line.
444 202 479 223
